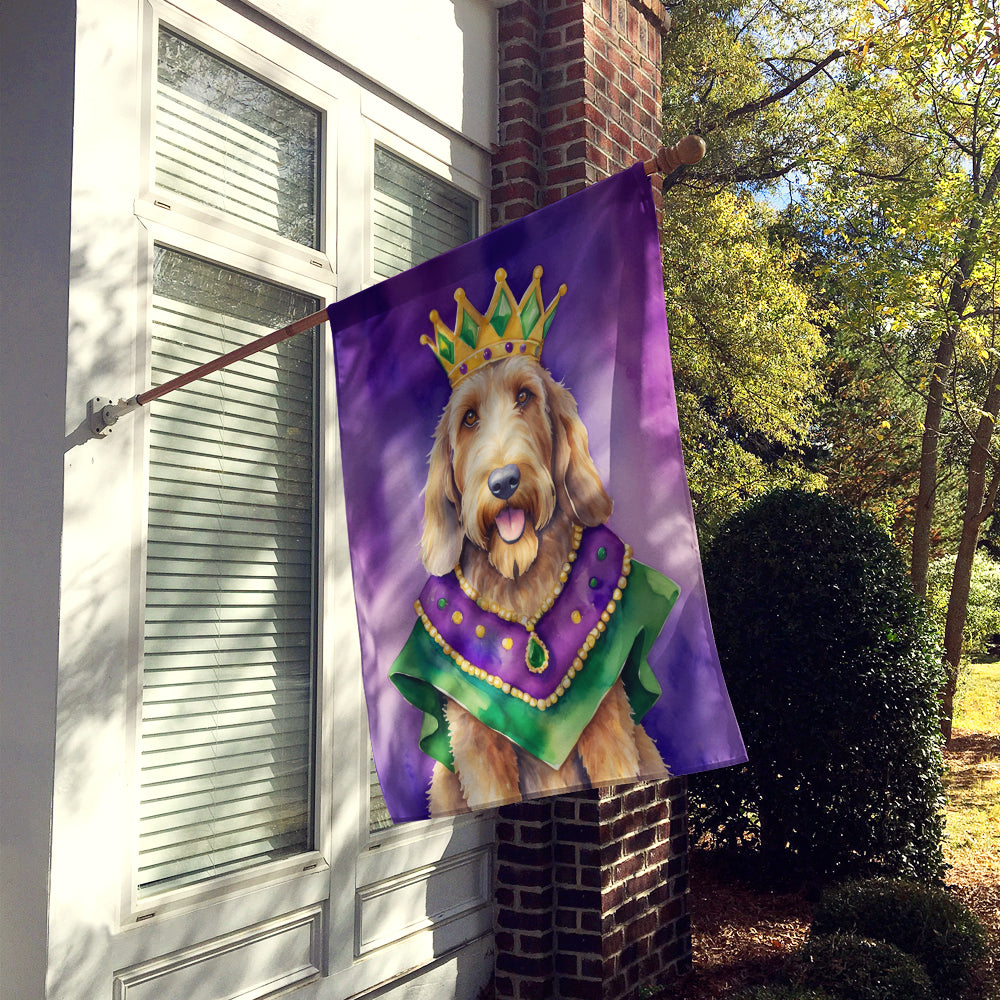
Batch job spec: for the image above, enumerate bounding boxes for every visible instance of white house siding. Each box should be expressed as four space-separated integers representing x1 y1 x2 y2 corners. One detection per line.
0 0 77 995
0 1 498 998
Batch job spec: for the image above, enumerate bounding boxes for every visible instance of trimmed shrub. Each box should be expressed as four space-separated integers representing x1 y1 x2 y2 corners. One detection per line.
692 489 946 882
732 987 838 1000
793 933 934 1000
812 878 988 998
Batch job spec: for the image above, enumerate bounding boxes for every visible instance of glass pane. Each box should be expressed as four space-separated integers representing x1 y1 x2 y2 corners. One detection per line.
138 246 318 895
156 27 320 248
368 149 479 832
372 146 477 279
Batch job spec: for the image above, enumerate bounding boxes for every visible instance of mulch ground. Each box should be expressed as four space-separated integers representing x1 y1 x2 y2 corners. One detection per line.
654 849 815 999
655 734 1000 1000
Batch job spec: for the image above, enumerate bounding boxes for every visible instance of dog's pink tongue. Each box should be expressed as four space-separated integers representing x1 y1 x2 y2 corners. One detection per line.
496 507 526 543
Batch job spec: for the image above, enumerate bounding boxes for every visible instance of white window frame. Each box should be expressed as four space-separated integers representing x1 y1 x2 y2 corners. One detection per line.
110 0 496 992
123 0 339 929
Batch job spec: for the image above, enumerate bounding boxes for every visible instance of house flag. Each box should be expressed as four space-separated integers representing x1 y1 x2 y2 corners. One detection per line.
328 163 746 822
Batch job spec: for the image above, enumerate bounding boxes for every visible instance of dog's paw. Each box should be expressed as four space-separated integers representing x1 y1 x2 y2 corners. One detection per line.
428 760 471 817
446 699 521 809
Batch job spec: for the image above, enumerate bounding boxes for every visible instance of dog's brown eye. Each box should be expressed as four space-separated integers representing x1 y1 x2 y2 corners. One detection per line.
462 408 478 428
515 388 533 408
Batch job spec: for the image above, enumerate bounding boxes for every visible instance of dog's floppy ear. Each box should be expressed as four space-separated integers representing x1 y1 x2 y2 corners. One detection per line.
420 418 464 576
549 377 613 527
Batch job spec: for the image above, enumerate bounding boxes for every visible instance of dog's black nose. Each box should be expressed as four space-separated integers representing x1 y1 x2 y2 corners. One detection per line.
488 463 521 501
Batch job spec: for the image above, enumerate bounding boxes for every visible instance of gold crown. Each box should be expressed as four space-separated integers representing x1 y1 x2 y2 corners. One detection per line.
421 266 567 387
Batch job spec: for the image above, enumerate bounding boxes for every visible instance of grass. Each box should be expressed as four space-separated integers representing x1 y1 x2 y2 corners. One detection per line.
945 659 1000 867
943 658 1000 1000
955 658 1000 734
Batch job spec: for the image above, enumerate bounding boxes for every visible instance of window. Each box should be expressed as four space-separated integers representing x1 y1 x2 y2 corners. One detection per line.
139 248 319 895
372 145 478 280
136 26 323 897
155 28 320 247
119 7 493 991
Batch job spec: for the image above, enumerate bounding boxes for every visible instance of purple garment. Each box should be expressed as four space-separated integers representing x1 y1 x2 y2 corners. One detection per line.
329 164 746 822
418 525 626 703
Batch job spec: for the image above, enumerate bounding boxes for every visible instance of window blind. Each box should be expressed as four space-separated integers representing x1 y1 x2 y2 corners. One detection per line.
368 147 477 832
156 28 320 248
372 146 477 281
138 248 319 895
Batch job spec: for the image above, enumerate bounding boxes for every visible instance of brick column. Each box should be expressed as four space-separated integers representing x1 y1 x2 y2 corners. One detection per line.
494 781 691 1000
495 802 556 1000
492 0 668 227
491 8 691 998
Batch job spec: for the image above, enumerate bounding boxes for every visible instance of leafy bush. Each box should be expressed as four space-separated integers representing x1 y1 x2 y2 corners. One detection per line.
792 933 934 1000
732 987 837 1000
927 551 1000 659
812 878 988 998
692 489 946 881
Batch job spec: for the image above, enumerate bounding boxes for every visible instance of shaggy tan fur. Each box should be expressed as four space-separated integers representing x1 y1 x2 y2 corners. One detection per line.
420 355 668 813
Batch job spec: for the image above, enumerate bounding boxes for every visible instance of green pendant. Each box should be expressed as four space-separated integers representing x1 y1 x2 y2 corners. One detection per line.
526 633 549 673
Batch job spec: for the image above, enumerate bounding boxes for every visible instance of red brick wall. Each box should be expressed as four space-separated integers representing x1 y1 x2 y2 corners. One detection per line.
490 3 691 998
492 0 668 227
494 782 691 1000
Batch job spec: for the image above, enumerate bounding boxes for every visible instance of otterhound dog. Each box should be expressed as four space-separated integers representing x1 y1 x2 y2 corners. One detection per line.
418 352 668 813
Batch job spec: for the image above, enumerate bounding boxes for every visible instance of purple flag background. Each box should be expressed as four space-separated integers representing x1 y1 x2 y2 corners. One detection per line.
329 164 746 822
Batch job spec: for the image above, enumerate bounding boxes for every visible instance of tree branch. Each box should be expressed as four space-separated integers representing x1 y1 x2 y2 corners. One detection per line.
701 49 848 134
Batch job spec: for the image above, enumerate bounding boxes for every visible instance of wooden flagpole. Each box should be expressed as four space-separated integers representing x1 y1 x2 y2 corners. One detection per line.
88 135 705 437
136 307 329 406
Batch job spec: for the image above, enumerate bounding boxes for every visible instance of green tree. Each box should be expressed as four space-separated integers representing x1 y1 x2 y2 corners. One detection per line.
696 490 946 883
660 1 999 738
661 0 853 195
660 1 841 539
662 189 825 539
802 0 1000 736
782 206 968 550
